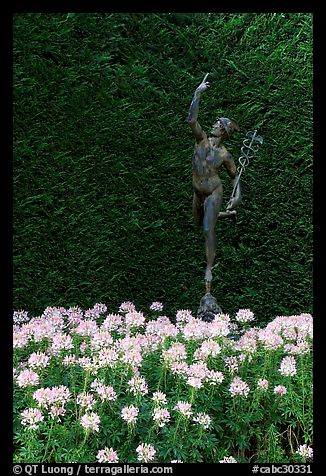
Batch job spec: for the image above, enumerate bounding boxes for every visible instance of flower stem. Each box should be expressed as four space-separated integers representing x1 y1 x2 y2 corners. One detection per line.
43 419 55 461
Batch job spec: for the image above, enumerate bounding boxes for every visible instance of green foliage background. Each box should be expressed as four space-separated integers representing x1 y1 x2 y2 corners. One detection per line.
13 13 313 324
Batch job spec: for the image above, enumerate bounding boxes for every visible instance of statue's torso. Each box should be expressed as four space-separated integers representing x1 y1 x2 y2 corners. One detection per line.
192 140 229 195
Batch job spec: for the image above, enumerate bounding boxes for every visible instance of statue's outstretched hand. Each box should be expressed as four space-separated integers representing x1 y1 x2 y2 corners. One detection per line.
196 73 210 94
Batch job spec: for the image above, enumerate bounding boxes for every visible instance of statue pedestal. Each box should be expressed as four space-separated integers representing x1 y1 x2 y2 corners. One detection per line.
197 293 222 322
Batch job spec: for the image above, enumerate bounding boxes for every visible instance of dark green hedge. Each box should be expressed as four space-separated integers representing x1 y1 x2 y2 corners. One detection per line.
13 13 313 324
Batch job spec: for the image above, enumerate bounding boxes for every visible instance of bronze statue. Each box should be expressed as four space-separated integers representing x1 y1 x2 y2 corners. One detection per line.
188 73 241 295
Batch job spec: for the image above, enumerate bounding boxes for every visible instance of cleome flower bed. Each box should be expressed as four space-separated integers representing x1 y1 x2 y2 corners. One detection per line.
13 302 313 464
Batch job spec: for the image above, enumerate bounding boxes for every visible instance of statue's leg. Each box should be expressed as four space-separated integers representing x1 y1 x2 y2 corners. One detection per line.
203 189 223 290
192 191 204 226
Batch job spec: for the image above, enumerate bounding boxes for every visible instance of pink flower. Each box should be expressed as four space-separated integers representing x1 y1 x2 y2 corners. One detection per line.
80 412 100 433
119 301 136 313
170 361 189 376
162 343 187 364
224 356 239 374
279 356 297 377
77 357 99 374
102 313 123 331
235 333 257 354
125 311 146 329
173 400 192 418
95 385 117 402
118 334 146 352
85 303 107 320
150 302 164 311
32 388 49 407
152 408 171 427
79 341 88 353
33 385 71 407
208 317 231 338
136 443 156 463
268 314 313 343
193 412 212 429
258 329 284 350
41 306 65 320
49 405 66 421
273 385 287 395
74 320 98 337
97 348 119 368
152 391 167 406
194 339 221 360
257 314 313 354
145 317 178 339
205 370 224 385
62 354 77 366
90 330 114 350
97 447 119 463
257 379 269 390
187 376 203 389
16 369 40 388
51 385 71 404
229 376 250 398
50 333 74 352
175 309 193 328
235 309 255 323
28 318 59 342
182 319 209 340
65 306 84 326
21 408 44 430
121 405 139 425
76 392 96 411
187 361 209 379
13 328 30 348
120 349 143 367
28 352 50 369
296 444 313 460
127 376 148 396
90 379 104 390
284 341 310 355
13 310 29 324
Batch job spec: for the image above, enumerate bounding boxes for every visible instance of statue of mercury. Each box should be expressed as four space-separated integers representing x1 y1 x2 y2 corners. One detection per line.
187 73 241 293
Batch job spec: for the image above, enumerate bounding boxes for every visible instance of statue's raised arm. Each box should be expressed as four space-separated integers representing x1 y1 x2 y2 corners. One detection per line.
187 73 210 142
